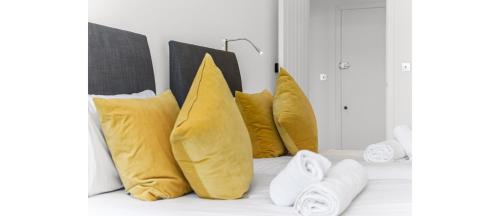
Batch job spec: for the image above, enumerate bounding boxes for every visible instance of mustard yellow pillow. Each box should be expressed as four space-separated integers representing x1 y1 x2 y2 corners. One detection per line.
170 54 253 199
94 91 191 201
273 67 318 155
235 90 286 158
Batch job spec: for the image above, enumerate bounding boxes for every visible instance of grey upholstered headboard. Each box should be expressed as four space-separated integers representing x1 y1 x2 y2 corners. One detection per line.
169 41 242 106
88 23 156 95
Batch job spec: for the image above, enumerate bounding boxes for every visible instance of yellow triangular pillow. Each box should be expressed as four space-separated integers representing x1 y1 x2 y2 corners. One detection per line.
273 67 318 155
170 54 253 199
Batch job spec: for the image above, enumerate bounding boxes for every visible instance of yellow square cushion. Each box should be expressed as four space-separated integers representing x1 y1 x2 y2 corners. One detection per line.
273 67 318 155
170 54 253 199
235 90 286 158
94 91 191 201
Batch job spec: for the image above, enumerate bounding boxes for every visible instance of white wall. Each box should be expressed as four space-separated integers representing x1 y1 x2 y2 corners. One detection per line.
309 0 337 150
309 0 412 149
88 0 278 93
279 0 310 94
387 0 412 137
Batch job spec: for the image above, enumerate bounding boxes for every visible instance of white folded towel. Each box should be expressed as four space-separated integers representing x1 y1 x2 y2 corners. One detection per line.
269 150 332 206
294 159 367 216
363 139 407 163
393 125 412 158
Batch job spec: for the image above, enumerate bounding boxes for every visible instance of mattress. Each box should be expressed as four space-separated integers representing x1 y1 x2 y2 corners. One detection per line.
89 151 411 216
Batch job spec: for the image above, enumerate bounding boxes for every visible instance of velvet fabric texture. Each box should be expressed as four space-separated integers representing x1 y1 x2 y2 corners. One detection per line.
170 54 253 199
235 90 286 158
273 67 318 155
93 91 191 201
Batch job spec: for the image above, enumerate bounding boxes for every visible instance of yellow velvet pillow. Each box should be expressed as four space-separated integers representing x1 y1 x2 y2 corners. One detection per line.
235 90 286 158
273 67 318 155
94 91 191 201
170 54 253 199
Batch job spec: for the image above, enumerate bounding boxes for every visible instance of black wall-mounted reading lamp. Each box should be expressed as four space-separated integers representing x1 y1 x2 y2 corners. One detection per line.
223 38 279 73
223 38 263 55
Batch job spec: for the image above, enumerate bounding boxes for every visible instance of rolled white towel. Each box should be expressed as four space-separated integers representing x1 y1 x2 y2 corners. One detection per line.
269 150 332 206
363 141 394 163
363 139 407 163
393 125 412 157
294 159 367 216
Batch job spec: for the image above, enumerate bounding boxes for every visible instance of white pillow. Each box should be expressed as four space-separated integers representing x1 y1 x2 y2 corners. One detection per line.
88 90 155 196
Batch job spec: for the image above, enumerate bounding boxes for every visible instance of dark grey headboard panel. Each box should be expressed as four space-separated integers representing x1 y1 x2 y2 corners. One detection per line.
169 41 242 106
88 23 156 95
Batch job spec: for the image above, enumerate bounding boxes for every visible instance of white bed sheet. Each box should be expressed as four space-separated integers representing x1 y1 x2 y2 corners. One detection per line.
322 149 412 180
89 151 411 216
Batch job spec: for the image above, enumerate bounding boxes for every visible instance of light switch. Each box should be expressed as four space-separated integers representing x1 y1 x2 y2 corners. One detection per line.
320 73 328 81
401 62 411 72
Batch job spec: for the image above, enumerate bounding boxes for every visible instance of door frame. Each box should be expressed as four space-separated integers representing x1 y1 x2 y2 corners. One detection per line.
334 1 386 149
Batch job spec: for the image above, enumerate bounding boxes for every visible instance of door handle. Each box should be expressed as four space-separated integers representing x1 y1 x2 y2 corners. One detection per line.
339 61 350 70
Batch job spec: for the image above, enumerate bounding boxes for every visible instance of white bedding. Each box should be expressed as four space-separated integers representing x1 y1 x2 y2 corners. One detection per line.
89 151 411 216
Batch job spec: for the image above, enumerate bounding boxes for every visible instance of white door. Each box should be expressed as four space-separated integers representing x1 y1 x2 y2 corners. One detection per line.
340 6 386 149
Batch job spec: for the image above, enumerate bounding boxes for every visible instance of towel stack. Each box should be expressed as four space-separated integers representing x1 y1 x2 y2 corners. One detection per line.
269 150 332 206
363 125 412 163
270 150 367 216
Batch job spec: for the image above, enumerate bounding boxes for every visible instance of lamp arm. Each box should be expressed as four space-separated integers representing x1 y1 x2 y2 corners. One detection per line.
224 38 263 55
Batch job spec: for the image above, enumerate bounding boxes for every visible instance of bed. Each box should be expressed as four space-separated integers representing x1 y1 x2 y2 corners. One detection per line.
89 152 411 216
88 23 411 216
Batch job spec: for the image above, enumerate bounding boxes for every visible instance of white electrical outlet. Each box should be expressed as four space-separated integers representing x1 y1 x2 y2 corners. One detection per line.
402 62 411 72
320 74 328 81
